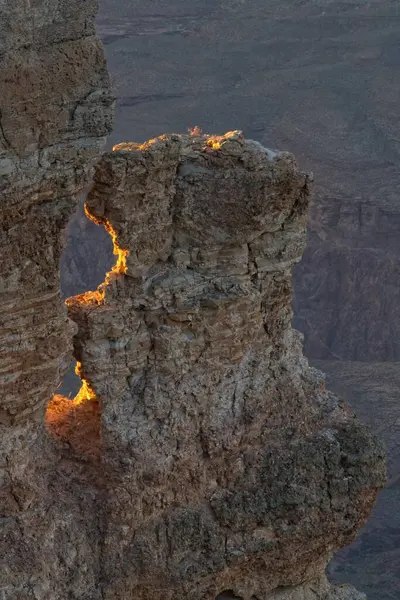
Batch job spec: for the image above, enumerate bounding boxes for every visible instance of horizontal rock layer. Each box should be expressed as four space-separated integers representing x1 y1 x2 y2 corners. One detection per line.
0 0 114 598
293 191 400 360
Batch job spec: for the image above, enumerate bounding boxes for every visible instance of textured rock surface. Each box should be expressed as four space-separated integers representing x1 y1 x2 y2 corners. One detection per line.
0 2 387 595
65 131 385 599
0 0 114 423
0 0 113 597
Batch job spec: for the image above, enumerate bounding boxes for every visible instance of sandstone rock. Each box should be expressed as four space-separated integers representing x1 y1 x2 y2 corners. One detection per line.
65 131 385 599
0 0 114 424
0 0 113 597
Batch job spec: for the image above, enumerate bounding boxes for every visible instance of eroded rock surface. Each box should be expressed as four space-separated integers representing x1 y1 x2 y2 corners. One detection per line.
78 0 400 366
0 0 114 423
0 0 113 597
65 131 385 599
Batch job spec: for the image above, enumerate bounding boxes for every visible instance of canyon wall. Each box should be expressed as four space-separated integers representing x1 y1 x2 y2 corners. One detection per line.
293 189 400 361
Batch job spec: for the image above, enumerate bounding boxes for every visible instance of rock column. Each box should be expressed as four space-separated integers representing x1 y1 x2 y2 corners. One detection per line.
0 1 114 597
67 131 385 600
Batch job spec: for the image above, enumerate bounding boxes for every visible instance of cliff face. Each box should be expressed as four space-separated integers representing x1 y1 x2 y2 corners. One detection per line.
0 0 114 420
63 131 384 599
0 0 113 597
293 190 400 361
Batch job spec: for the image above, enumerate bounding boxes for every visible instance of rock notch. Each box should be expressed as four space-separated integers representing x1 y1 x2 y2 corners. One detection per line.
64 131 385 599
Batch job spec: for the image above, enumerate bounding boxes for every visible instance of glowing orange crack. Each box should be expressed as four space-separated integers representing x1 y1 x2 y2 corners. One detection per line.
84 203 129 277
64 205 130 404
73 361 97 405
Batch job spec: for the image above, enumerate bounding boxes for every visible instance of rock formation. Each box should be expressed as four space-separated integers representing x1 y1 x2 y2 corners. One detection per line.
64 131 384 599
0 1 386 598
0 0 113 597
0 0 114 419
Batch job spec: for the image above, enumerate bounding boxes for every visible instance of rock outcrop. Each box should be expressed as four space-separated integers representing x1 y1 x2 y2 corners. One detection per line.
63 131 385 599
0 0 113 597
0 0 114 420
59 0 400 365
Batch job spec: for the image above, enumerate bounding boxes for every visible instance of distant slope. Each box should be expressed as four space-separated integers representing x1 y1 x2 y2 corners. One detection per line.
315 360 400 600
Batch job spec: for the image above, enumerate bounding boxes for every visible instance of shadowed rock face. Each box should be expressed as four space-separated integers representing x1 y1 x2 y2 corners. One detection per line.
65 131 385 600
0 0 113 597
293 193 400 361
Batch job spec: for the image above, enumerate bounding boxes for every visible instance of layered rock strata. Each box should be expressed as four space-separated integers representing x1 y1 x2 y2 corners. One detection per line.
0 0 114 422
293 191 400 361
0 0 113 597
65 131 385 599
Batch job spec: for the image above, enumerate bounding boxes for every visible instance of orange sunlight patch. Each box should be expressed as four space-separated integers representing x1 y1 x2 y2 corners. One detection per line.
205 130 239 150
46 393 100 461
84 204 129 277
73 361 97 405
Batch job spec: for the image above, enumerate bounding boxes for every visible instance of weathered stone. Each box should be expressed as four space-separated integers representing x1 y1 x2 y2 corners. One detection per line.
0 2 386 596
65 131 385 599
0 0 114 425
0 0 114 597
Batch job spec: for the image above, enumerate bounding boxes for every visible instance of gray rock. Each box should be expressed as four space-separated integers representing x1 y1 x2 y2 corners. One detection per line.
0 0 113 598
65 131 385 599
0 0 386 596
